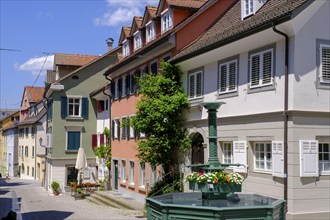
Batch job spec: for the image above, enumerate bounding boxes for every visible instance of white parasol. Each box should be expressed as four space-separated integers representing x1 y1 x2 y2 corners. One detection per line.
75 147 87 184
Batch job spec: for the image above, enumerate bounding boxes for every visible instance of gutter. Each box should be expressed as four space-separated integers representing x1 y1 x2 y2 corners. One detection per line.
272 23 289 203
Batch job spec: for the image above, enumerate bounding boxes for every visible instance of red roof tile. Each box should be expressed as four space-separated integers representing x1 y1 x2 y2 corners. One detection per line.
54 53 99 66
23 86 45 103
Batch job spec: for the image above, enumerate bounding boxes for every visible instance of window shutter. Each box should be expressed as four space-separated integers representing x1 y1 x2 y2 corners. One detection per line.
100 134 105 145
60 96 67 119
118 78 122 98
92 134 97 150
250 54 260 87
321 45 330 82
111 120 115 139
233 141 247 173
126 118 130 140
229 62 236 91
189 74 195 98
82 97 88 119
300 140 319 177
126 75 130 96
97 101 102 112
130 74 135 94
196 72 202 97
272 141 285 177
117 119 120 139
47 99 53 120
219 65 227 92
111 81 115 99
262 50 272 84
135 70 141 91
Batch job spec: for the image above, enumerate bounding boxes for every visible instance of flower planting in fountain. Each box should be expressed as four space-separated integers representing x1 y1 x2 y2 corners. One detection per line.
185 170 244 193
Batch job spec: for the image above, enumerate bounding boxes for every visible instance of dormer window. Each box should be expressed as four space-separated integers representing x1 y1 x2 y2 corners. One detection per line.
241 0 267 19
146 21 155 43
122 40 130 57
134 31 142 51
161 9 173 34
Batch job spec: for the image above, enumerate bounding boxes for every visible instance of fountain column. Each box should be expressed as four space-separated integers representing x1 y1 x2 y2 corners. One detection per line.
200 102 225 170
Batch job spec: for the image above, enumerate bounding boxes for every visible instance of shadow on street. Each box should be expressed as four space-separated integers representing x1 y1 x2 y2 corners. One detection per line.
22 210 73 220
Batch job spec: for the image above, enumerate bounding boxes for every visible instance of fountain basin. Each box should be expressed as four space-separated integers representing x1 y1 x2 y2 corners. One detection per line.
146 192 285 220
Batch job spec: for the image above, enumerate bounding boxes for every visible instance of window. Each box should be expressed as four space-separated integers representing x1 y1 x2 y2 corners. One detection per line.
129 161 135 185
150 61 158 75
32 146 34 158
188 70 203 99
122 75 126 97
112 118 120 139
21 146 24 157
25 127 29 138
319 43 330 83
121 117 127 139
25 146 28 157
121 160 127 182
31 126 35 137
129 115 135 139
105 99 109 111
114 79 119 100
61 96 88 119
319 142 330 174
161 9 173 33
219 59 237 94
97 100 105 112
32 167 34 177
67 131 81 150
122 40 130 57
67 167 78 185
241 0 267 19
150 166 157 186
134 31 142 51
146 21 155 43
140 163 146 188
249 48 273 88
27 166 29 175
222 142 233 164
68 98 80 117
254 142 272 172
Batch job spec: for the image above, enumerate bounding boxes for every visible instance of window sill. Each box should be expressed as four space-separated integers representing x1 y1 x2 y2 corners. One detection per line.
120 181 127 186
189 97 203 107
247 84 275 94
139 186 146 192
217 91 238 99
316 81 330 90
253 170 272 175
66 117 84 121
65 150 78 154
128 183 135 188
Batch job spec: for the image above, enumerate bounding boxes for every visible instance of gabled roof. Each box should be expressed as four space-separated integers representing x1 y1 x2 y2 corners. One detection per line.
20 86 45 107
172 0 309 63
142 6 157 26
17 108 46 126
130 16 143 36
54 53 99 67
157 0 207 15
119 26 132 44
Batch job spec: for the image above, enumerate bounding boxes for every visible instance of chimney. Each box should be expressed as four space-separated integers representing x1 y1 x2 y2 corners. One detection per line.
106 38 114 51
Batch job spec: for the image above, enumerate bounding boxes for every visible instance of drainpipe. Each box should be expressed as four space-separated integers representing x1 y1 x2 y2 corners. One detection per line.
104 75 112 185
272 23 289 203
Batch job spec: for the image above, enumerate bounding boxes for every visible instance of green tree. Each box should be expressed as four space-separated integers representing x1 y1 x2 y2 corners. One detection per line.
94 127 112 179
131 61 191 174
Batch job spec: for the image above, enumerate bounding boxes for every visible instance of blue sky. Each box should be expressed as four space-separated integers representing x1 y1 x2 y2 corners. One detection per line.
0 0 157 110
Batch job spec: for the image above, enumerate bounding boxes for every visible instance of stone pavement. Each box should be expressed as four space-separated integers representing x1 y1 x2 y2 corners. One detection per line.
0 177 147 220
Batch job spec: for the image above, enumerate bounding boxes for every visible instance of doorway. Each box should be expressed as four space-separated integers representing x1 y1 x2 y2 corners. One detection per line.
190 132 204 172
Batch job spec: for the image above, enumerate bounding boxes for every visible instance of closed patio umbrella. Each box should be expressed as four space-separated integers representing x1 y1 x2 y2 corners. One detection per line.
75 147 87 184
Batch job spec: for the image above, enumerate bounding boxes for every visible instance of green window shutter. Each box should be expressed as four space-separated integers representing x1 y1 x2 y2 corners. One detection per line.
61 96 67 119
117 119 120 139
82 97 88 119
112 120 115 140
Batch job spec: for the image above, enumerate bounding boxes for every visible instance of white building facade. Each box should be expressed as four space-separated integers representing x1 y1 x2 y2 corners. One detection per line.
173 0 330 219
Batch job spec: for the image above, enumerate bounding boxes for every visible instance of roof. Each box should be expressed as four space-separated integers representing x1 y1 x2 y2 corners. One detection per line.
130 16 143 35
167 0 207 10
23 86 45 103
172 0 309 63
54 53 99 66
147 6 157 18
17 108 47 126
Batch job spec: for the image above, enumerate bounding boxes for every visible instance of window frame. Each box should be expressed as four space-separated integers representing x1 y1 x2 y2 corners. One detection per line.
222 142 233 164
253 142 272 173
122 40 130 57
129 115 135 139
188 68 204 100
249 47 274 89
218 57 238 94
149 165 157 186
161 8 173 33
25 146 28 157
121 116 127 140
139 162 146 188
317 40 330 85
242 0 254 18
146 21 155 43
134 31 142 51
129 161 135 185
113 118 120 139
67 96 82 117
121 160 127 183
319 142 330 175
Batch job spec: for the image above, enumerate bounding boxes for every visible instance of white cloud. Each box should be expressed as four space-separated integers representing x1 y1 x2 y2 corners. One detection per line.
94 0 158 27
15 55 54 76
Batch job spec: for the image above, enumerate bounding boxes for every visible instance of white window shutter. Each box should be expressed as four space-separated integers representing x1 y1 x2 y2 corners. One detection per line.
300 140 319 177
272 141 285 177
233 141 247 173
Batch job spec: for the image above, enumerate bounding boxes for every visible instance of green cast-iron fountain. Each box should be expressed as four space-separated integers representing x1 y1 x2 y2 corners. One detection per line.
146 102 286 220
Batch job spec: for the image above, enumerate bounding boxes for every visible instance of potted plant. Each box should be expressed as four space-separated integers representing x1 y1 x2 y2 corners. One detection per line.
74 188 85 200
51 181 60 195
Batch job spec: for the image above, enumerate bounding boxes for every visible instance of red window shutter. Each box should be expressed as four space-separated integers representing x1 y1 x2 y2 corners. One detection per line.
100 134 105 145
92 134 98 150
97 101 102 112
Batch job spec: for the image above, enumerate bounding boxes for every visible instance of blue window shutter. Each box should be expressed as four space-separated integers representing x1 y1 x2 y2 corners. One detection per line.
61 97 67 119
68 131 80 150
75 132 80 150
82 97 88 119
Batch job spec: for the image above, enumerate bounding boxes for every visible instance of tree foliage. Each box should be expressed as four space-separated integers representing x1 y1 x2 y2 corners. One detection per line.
131 61 191 172
94 127 112 168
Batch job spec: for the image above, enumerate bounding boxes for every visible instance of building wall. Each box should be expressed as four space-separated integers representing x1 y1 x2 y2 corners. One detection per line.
6 129 16 177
